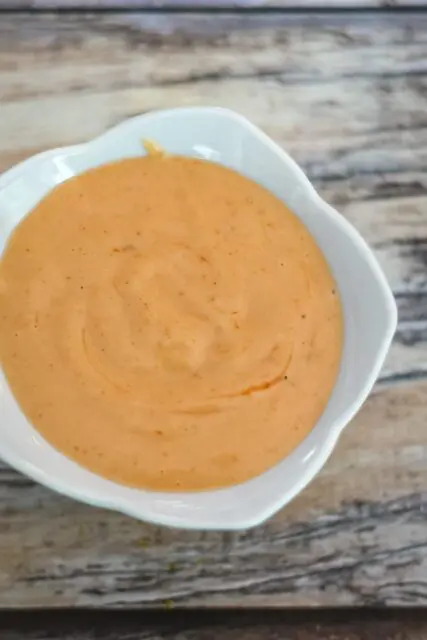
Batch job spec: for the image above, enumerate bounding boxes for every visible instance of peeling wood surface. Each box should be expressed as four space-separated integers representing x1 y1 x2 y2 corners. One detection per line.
0 10 427 610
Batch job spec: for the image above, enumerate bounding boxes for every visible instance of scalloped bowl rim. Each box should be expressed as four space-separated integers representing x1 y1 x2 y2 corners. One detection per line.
0 107 397 529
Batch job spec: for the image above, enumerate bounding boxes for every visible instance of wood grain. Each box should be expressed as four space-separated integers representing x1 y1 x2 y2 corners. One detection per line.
0 10 427 608
1 1 424 10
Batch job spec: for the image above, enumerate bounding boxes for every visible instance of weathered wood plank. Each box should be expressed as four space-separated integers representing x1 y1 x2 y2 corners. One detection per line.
0 1 424 10
0 11 427 608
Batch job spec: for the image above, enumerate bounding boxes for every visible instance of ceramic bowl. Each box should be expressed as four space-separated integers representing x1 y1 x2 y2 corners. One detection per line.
0 107 397 530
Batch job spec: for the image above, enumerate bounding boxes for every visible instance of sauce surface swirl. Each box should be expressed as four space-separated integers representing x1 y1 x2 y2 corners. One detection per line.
0 156 343 490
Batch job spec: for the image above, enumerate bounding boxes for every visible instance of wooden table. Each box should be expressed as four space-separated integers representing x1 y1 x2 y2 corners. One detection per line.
1 4 427 638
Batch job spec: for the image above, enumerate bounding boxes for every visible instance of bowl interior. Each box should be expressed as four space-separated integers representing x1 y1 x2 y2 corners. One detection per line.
0 108 396 529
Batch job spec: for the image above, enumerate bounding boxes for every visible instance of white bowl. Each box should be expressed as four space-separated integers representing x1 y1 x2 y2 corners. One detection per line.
0 107 397 530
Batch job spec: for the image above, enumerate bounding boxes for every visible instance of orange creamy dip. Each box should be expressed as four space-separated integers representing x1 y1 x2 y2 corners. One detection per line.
0 156 342 491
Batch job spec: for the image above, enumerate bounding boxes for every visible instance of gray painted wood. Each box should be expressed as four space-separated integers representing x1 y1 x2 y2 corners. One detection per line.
0 10 427 608
0 1 424 10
